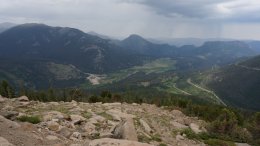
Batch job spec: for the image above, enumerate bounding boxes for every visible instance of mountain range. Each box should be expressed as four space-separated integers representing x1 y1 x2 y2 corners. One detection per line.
0 23 260 110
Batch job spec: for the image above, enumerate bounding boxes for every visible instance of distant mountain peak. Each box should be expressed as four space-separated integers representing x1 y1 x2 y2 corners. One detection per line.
123 34 150 44
127 34 145 40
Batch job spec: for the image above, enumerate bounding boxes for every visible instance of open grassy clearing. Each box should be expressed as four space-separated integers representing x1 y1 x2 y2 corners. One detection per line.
82 58 177 87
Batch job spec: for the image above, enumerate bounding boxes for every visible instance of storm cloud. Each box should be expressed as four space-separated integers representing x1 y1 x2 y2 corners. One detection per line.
0 0 260 39
122 0 260 21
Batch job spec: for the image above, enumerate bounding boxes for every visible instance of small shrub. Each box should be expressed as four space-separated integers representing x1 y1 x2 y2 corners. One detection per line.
82 112 92 119
138 135 151 143
181 128 199 140
88 95 101 103
204 139 235 146
17 115 41 124
159 143 167 146
89 132 100 140
198 132 213 140
151 134 162 142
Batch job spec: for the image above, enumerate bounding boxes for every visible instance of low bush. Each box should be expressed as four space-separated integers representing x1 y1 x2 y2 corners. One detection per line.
205 139 235 146
181 128 199 140
17 115 41 124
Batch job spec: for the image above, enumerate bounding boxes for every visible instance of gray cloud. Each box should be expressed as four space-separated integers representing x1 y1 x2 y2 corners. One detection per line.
121 0 260 21
0 0 260 39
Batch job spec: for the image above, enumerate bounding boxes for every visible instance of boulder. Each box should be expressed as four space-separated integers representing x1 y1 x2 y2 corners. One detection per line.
89 138 153 146
88 115 106 124
49 102 59 106
102 102 121 106
47 121 60 131
171 110 185 117
70 144 83 146
58 127 72 138
100 132 113 138
176 135 185 141
0 115 20 129
43 111 64 122
2 105 14 111
92 115 106 123
69 106 85 114
70 132 82 141
0 95 6 102
112 118 138 141
46 135 60 141
171 121 188 129
70 114 86 125
84 122 96 134
235 143 251 146
71 100 78 107
106 111 121 121
0 137 14 146
106 109 135 119
17 96 29 102
0 110 19 120
139 119 153 133
189 123 203 134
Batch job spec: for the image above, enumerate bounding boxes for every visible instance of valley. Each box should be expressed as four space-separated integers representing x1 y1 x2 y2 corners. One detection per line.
0 23 260 111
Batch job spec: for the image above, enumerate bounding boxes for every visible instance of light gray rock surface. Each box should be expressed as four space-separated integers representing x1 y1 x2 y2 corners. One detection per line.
0 137 14 146
89 138 154 146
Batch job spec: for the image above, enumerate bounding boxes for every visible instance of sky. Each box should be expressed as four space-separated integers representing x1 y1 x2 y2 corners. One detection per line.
0 0 260 40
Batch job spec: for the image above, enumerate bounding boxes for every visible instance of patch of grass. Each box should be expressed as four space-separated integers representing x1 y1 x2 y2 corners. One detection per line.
17 115 41 124
50 105 69 114
159 143 167 146
94 123 102 131
82 112 92 119
134 117 141 127
151 134 162 142
181 128 200 140
180 128 214 141
204 139 235 146
138 135 151 143
89 132 100 140
97 112 113 121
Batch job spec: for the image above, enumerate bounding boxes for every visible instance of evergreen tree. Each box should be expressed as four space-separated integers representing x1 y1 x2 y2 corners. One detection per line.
7 86 15 98
47 88 55 101
0 80 15 98
0 80 9 97
210 108 238 135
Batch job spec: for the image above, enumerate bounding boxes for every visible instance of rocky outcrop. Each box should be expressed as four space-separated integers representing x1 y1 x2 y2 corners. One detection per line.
139 119 153 134
189 123 203 134
89 138 154 146
43 111 64 122
0 115 20 129
0 110 19 120
0 97 207 146
17 96 29 102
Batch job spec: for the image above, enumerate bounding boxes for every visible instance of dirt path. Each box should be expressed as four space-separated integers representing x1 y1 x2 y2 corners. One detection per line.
187 78 227 106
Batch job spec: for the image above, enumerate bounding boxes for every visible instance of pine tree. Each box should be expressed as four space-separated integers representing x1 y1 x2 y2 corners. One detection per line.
0 80 15 98
7 86 15 98
0 80 9 97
